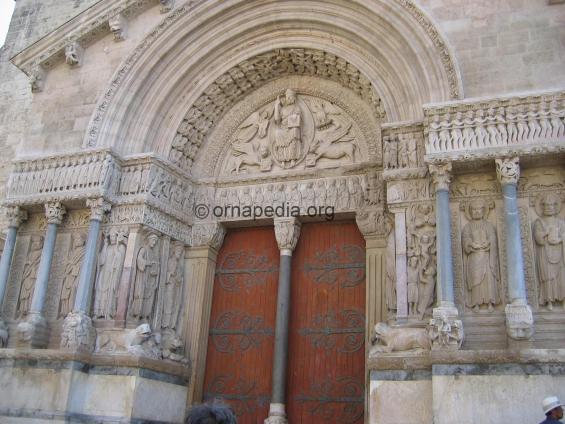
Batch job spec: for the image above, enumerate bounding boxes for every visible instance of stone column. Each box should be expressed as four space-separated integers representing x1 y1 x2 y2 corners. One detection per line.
495 157 534 342
266 218 301 424
61 198 111 352
0 207 27 347
184 222 226 405
428 163 463 350
17 201 66 348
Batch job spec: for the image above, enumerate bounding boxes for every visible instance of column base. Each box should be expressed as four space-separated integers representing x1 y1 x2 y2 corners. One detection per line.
60 311 97 353
0 319 8 348
505 300 534 341
16 313 50 349
429 303 464 350
264 403 287 424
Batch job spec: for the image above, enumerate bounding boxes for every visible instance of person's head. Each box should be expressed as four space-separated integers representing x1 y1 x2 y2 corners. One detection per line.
469 199 487 221
186 402 237 424
285 89 296 104
541 193 561 217
543 396 564 420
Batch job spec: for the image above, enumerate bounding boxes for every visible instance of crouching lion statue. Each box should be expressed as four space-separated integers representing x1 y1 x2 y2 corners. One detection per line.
371 322 431 353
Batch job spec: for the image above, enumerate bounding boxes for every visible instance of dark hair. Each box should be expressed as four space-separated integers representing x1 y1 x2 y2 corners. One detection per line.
185 402 237 424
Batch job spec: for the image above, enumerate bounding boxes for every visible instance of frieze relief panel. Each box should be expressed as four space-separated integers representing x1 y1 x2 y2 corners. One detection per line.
424 90 565 162
382 121 427 181
387 178 434 205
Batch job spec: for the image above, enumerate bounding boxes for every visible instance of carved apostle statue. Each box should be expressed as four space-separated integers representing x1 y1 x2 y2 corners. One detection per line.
273 89 302 168
131 233 161 321
462 199 500 312
161 242 184 330
17 235 43 318
533 193 565 310
59 233 87 318
93 228 127 319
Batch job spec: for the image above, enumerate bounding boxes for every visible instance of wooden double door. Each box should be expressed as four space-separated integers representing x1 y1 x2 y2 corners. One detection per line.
203 222 366 423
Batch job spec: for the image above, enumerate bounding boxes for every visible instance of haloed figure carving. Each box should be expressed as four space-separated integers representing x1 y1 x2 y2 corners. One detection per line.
59 233 86 318
131 233 161 321
273 89 302 168
534 193 565 311
462 199 500 312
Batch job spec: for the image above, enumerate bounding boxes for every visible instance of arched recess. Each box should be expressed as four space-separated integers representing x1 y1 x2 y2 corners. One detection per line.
84 0 463 173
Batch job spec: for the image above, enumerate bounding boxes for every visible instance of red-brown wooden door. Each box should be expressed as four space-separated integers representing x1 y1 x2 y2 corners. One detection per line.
287 221 366 424
202 227 279 423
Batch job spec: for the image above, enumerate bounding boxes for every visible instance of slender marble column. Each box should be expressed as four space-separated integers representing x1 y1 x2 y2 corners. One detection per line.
495 157 534 341
17 202 66 348
428 163 463 350
61 199 111 352
0 207 27 312
266 218 301 424
0 207 27 347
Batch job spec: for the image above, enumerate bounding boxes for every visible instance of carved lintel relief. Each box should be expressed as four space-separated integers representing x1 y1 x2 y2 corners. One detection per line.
382 121 427 181
274 218 301 253
387 178 433 205
218 89 361 176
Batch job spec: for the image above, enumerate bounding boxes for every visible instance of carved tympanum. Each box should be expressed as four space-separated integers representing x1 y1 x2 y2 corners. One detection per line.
221 89 359 175
533 193 565 310
461 199 501 312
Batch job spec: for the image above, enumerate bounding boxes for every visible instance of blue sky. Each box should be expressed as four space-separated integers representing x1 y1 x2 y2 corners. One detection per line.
0 0 16 48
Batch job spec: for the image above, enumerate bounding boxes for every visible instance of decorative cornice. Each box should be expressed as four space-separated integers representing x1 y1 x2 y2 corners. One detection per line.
495 157 520 186
10 0 161 77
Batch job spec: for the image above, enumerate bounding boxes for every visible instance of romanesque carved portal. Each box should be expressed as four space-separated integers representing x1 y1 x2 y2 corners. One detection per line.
203 223 365 424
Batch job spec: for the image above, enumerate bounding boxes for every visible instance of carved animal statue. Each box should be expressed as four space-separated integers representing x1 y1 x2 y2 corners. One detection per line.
307 123 356 165
371 322 431 353
227 142 260 174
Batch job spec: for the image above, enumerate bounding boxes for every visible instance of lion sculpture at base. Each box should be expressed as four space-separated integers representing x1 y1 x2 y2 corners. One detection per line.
371 322 431 353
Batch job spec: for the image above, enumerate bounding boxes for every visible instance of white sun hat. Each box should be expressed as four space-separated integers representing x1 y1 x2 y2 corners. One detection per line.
542 396 565 414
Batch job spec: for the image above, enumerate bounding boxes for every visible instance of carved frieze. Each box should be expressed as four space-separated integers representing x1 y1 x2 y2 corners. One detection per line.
387 178 434 205
382 121 426 180
424 90 565 161
5 149 118 206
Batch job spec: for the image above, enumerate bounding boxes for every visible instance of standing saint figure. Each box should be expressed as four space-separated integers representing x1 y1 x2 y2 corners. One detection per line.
462 199 500 312
417 232 437 320
17 235 43 318
131 233 161 321
407 253 419 316
93 228 127 319
59 233 86 318
273 89 302 168
533 193 565 311
162 243 184 330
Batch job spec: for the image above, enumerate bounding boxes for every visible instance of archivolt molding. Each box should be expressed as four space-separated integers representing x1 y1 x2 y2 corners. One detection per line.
82 0 462 172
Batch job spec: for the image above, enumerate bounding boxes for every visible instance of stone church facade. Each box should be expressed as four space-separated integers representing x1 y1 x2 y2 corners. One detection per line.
0 0 564 423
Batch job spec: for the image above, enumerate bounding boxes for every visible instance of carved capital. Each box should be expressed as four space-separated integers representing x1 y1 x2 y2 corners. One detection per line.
4 206 28 228
355 207 392 239
109 14 127 41
191 222 226 250
428 162 452 192
86 198 111 221
65 41 83 67
495 157 520 186
45 201 66 225
160 0 175 13
274 218 301 254
429 305 463 351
